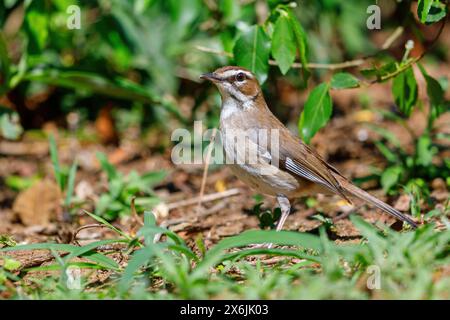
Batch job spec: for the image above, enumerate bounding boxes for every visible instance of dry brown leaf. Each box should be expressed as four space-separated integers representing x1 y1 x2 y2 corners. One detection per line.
394 194 411 212
12 180 62 226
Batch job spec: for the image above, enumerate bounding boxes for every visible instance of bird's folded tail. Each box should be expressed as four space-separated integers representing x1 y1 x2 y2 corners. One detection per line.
336 176 418 228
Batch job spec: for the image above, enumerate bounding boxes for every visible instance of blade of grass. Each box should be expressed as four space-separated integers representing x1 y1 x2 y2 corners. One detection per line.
49 134 63 190
83 210 132 241
64 160 78 208
193 230 322 277
0 243 76 252
24 261 110 272
62 239 129 264
223 248 321 263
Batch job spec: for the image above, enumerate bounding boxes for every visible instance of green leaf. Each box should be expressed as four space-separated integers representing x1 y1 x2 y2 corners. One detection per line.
375 141 399 163
49 134 63 191
83 210 132 240
381 166 403 193
233 25 271 83
299 83 332 144
96 152 118 181
24 1 48 53
193 229 322 277
0 33 10 95
331 72 360 89
82 252 120 270
418 64 446 120
271 14 296 75
418 0 447 24
63 239 128 264
0 243 76 253
426 2 447 24
392 67 418 117
366 124 403 150
3 258 21 271
0 234 16 247
417 0 434 23
219 0 241 25
287 9 310 84
119 245 157 292
416 135 435 166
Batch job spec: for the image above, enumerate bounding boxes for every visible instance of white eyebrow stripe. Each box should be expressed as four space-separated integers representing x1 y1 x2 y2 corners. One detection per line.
220 69 253 79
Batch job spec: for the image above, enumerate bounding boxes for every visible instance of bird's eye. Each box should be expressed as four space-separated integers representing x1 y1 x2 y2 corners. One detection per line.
235 72 246 82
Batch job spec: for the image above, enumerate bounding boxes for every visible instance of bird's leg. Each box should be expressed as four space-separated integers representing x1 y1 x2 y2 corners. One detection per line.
275 194 291 231
265 195 291 249
249 195 292 249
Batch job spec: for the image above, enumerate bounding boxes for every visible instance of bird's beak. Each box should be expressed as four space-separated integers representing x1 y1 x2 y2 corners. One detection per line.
200 72 221 83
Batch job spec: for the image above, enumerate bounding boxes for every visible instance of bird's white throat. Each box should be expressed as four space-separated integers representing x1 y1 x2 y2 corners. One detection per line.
220 96 255 121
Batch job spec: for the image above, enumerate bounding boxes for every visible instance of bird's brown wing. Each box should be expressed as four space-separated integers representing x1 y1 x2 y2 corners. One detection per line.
280 133 351 203
260 116 351 203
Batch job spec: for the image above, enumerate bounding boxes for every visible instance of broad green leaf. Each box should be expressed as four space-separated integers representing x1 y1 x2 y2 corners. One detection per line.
331 72 360 89
24 1 48 52
271 14 296 74
361 61 397 80
417 0 434 23
418 64 446 120
381 166 403 193
392 67 418 117
418 0 447 24
425 2 447 24
287 9 310 84
233 25 271 83
299 83 332 144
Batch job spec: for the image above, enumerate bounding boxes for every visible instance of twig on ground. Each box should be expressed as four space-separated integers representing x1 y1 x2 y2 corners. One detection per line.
167 188 241 211
196 128 217 215
130 196 144 227
72 224 108 246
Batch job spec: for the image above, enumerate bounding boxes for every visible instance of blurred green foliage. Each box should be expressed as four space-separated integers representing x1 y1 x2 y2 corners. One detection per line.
0 0 449 205
95 152 166 220
0 0 389 134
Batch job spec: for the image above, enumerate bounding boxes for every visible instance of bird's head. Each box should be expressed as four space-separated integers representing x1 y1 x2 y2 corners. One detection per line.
201 66 261 105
